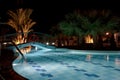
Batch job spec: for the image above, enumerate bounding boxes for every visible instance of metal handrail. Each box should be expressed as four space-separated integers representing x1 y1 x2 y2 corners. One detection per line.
11 41 26 63
0 40 26 63
0 74 5 80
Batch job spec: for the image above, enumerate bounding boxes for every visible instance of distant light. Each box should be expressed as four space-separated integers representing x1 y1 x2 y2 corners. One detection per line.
62 43 64 46
13 63 18 66
106 32 109 35
3 42 7 45
52 42 55 45
46 42 49 45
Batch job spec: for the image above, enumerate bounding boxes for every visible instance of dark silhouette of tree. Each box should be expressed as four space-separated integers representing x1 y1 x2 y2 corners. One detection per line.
57 9 120 49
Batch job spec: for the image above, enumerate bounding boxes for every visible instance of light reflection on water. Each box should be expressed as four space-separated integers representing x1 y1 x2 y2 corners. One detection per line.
115 58 120 66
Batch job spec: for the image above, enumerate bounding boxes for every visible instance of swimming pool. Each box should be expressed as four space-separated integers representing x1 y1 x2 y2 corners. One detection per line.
13 48 120 80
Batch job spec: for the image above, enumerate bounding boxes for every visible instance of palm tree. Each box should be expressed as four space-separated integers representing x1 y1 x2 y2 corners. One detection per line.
78 10 119 48
7 8 36 44
59 15 85 46
58 9 120 49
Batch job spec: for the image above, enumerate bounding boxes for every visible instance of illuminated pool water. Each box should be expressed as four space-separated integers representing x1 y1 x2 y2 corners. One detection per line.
13 49 120 80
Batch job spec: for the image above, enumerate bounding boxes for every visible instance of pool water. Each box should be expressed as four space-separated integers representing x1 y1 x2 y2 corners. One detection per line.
13 49 120 80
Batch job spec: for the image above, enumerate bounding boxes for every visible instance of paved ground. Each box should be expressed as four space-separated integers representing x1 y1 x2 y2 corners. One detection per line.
0 48 28 80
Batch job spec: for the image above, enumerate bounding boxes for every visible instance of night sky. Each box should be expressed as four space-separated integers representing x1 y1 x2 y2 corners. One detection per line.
0 0 120 33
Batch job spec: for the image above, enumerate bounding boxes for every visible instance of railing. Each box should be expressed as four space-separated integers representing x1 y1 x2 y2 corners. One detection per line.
0 32 55 63
0 41 26 63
